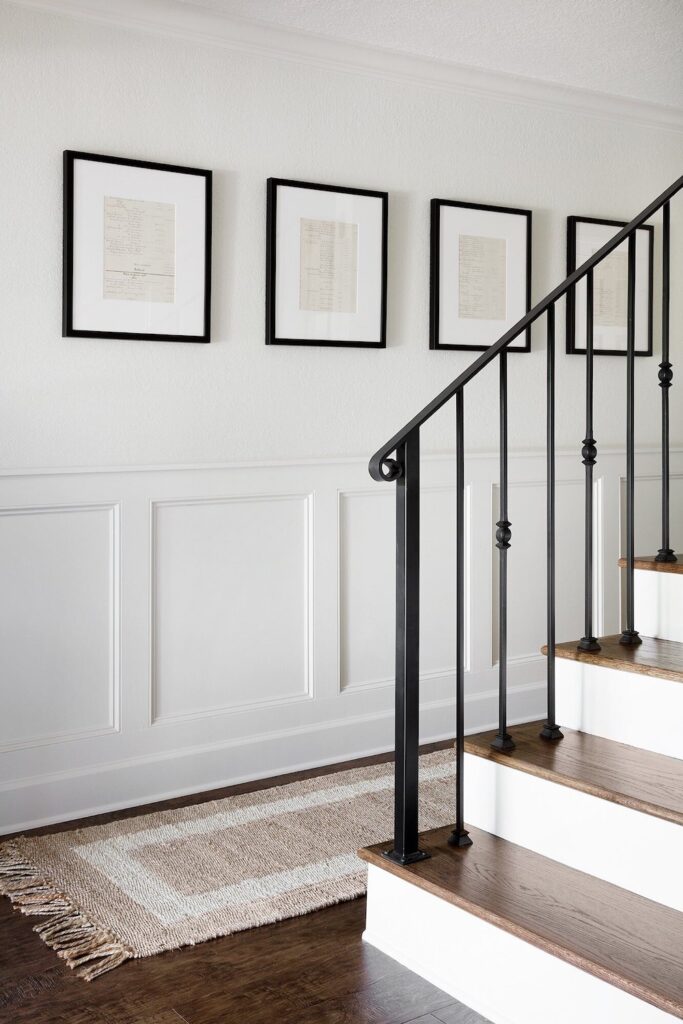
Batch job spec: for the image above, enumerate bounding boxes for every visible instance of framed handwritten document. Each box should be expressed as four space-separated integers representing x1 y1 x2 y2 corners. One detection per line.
430 199 532 352
266 178 387 347
63 151 212 342
566 217 653 357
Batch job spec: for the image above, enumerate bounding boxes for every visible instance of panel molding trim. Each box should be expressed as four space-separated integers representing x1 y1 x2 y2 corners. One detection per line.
0 501 121 752
149 492 314 725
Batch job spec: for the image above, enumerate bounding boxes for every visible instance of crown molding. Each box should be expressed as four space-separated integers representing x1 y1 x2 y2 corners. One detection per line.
5 0 683 132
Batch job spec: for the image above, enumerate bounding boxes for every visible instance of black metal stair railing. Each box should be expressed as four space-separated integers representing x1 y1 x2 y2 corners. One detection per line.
369 175 683 864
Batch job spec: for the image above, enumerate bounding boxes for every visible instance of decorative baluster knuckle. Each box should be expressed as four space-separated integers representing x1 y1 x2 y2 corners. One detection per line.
495 520 512 550
581 437 597 466
379 457 402 481
658 361 673 389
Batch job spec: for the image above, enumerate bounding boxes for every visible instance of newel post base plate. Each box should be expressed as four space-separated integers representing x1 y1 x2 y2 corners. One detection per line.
382 848 431 866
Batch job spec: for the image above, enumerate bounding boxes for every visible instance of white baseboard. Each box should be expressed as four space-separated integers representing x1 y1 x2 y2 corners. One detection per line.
1 685 545 834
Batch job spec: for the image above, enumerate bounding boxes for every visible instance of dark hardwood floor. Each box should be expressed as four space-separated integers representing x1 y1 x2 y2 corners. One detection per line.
0 742 488 1024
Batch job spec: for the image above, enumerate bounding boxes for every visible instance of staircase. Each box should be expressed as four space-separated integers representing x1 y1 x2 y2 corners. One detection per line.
360 178 683 1023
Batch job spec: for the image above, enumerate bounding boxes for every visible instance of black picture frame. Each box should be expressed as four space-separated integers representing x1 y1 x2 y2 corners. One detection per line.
430 199 532 352
63 150 212 343
266 177 388 348
566 216 654 357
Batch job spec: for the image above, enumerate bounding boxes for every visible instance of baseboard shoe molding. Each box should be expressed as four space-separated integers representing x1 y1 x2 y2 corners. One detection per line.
0 684 544 835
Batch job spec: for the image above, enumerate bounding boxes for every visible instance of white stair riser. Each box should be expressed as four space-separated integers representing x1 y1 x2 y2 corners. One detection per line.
635 569 683 644
556 658 682 759
464 753 682 911
364 865 677 1024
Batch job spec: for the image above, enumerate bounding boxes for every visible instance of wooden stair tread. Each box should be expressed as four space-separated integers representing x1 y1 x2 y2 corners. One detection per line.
619 554 683 574
465 721 683 824
543 634 683 683
360 825 683 1018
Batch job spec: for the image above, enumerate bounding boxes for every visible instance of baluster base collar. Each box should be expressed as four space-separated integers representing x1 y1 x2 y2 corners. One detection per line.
655 548 678 563
619 629 642 646
539 722 564 742
490 732 516 752
448 828 473 848
578 636 601 652
382 848 431 866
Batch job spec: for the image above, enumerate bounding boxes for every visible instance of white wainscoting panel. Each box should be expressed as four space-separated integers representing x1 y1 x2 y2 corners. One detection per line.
0 447 679 833
151 494 313 723
339 485 463 693
0 503 119 753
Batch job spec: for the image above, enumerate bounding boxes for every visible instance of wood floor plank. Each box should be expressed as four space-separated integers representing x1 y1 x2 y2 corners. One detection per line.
544 633 683 683
465 720 683 823
619 555 683 574
360 826 683 1018
433 1005 492 1024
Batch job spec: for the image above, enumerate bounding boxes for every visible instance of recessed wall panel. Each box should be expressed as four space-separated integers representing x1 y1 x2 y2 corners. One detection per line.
152 494 311 722
0 504 118 749
339 487 460 690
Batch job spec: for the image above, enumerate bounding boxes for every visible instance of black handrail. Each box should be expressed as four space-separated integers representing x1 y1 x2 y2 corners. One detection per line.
369 175 683 482
372 175 681 864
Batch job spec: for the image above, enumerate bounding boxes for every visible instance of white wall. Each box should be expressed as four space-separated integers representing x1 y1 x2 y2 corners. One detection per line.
1 2 682 830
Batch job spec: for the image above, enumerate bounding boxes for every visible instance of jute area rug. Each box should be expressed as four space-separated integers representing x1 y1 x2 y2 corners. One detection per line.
0 750 455 980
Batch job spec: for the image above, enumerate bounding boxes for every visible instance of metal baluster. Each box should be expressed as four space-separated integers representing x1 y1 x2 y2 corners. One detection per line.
385 429 430 864
656 202 676 563
541 306 563 741
579 272 601 652
450 389 473 847
620 234 642 646
491 350 514 752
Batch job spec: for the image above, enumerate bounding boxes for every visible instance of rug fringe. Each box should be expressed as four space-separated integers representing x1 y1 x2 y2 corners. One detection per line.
0 841 133 980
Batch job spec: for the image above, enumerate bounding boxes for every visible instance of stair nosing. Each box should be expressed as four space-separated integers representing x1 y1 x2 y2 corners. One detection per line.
618 554 683 575
542 634 683 684
360 826 683 1018
464 724 683 826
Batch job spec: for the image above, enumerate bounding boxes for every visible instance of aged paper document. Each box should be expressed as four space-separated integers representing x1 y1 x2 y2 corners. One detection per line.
103 197 175 303
299 218 358 314
593 250 628 328
458 234 507 320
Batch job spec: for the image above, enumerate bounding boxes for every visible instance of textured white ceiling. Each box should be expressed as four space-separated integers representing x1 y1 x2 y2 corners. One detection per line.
177 0 683 108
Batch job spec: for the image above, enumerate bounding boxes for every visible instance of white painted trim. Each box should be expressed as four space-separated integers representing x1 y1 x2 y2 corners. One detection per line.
4 0 683 131
0 501 122 753
0 445 680 479
148 492 315 725
364 866 678 1024
0 693 544 834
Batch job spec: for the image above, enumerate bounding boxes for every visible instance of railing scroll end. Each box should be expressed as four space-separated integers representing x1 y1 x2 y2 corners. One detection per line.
369 452 402 482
